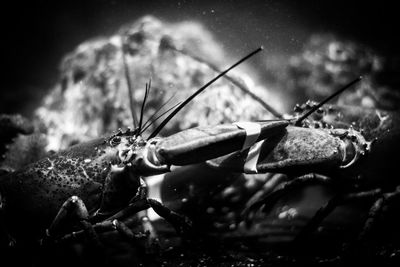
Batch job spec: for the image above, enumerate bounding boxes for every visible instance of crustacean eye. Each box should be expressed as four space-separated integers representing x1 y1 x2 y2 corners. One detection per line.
109 136 121 146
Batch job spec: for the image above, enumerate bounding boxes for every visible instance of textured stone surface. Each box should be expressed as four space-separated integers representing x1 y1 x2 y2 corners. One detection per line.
275 34 400 110
35 16 281 151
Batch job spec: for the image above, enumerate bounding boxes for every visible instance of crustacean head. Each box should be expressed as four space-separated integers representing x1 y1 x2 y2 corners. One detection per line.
106 128 170 176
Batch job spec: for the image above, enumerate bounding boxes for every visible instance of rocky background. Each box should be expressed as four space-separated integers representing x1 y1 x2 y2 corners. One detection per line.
1 1 400 266
34 15 280 151
3 0 400 116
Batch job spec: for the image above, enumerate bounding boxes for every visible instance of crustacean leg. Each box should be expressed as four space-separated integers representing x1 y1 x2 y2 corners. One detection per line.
276 186 400 264
102 176 191 235
244 173 288 209
43 175 149 248
243 173 332 225
244 173 399 240
54 194 192 248
357 186 400 243
42 196 101 247
146 198 192 235
56 199 151 244
94 164 143 218
293 189 382 243
104 197 192 237
291 186 400 246
110 218 148 255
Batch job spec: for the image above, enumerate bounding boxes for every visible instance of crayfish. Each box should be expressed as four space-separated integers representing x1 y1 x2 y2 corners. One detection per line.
1 40 399 266
0 46 291 256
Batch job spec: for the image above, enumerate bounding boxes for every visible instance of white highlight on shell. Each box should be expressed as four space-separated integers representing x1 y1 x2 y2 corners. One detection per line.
234 122 263 174
146 174 165 221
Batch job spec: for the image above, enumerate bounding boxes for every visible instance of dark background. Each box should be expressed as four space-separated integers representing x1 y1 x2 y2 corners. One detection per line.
2 0 399 115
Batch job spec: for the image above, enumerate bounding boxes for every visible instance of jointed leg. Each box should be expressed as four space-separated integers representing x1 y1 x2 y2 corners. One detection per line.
58 197 191 244
104 186 191 236
244 173 287 211
111 219 148 249
243 173 331 225
294 189 382 243
358 186 400 242
128 178 148 204
52 175 191 247
147 198 192 236
43 196 100 247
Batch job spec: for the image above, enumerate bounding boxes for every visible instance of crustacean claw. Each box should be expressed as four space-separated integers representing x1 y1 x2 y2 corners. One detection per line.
127 120 289 175
153 120 289 167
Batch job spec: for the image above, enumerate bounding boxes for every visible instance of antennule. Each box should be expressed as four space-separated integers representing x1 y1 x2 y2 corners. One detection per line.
147 47 264 139
140 101 182 135
141 93 177 132
138 80 151 135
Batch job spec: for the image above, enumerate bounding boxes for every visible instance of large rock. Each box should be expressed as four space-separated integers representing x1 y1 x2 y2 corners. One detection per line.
35 16 282 151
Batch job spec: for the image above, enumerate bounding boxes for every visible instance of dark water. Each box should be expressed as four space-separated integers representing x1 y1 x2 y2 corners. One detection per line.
2 0 399 114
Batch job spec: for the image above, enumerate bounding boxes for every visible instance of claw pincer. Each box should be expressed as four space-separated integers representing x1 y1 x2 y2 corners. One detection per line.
131 120 289 172
207 125 369 175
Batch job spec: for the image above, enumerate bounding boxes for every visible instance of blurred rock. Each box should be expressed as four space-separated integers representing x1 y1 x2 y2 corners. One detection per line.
0 114 34 167
276 34 400 110
35 15 281 151
0 114 47 173
0 133 48 173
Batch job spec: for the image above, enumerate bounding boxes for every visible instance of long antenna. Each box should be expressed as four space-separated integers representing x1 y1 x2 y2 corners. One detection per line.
121 36 139 128
163 39 282 118
138 80 150 135
148 46 264 139
295 76 362 125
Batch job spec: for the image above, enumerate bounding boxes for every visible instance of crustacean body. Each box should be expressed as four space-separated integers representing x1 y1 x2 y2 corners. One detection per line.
1 47 288 250
0 119 288 243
